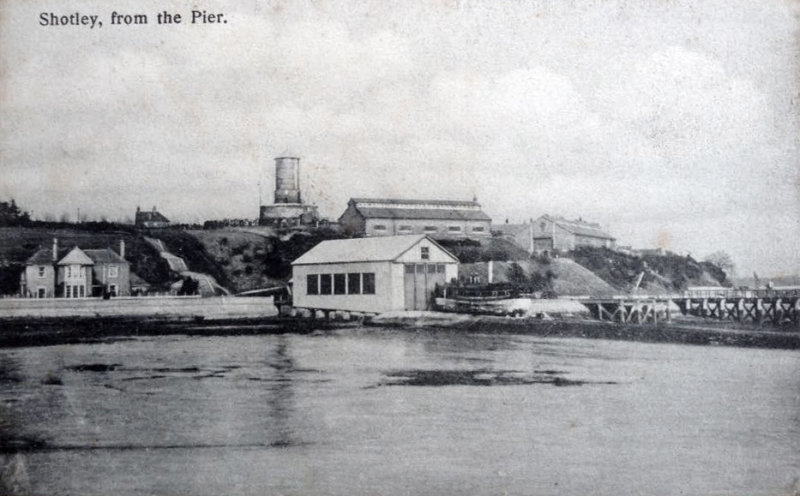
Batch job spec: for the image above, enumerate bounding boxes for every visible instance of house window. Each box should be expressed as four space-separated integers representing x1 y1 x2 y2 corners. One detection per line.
415 264 425 274
80 285 86 297
423 226 437 232
347 273 361 294
421 247 430 260
66 266 71 278
436 264 445 273
66 285 71 298
540 222 546 231
307 274 319 295
38 266 45 278
448 226 462 232
405 264 415 274
362 273 375 294
472 226 485 232
372 224 387 231
320 274 332 295
427 264 436 274
398 225 412 232
108 265 119 278
333 273 346 295
37 288 46 298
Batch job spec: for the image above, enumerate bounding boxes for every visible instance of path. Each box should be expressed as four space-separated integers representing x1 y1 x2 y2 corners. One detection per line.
144 236 230 296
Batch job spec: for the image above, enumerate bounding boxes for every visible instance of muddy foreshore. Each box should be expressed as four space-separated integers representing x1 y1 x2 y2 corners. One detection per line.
0 313 798 350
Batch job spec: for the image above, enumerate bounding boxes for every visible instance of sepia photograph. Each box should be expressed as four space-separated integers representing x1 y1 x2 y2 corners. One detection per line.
1 0 799 494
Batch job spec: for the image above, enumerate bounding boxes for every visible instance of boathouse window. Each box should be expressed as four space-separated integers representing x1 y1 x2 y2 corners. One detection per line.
398 225 412 232
427 264 436 274
448 226 462 232
320 274 332 295
306 274 319 295
362 273 375 294
372 224 387 231
347 273 361 294
423 226 437 232
436 264 445 273
421 247 430 260
472 226 485 232
108 265 119 278
334 273 346 295
415 264 425 274
38 266 45 278
405 264 415 274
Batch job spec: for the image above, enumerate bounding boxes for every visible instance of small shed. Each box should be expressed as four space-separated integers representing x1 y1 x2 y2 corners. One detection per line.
291 234 459 313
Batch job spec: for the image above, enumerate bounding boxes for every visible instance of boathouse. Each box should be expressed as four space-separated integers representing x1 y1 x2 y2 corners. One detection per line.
291 234 459 313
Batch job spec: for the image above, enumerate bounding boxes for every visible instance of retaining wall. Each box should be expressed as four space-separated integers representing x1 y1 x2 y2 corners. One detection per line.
0 296 277 320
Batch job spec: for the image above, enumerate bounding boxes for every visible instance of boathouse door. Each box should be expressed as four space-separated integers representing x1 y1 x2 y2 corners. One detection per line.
404 264 446 310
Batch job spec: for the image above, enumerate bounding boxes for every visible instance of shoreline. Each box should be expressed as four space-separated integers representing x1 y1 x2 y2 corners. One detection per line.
0 313 797 350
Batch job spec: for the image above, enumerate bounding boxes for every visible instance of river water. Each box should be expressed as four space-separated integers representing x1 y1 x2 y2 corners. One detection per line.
0 327 798 496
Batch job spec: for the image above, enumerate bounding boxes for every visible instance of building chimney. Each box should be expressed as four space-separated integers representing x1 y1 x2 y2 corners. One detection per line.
119 239 125 259
52 238 58 261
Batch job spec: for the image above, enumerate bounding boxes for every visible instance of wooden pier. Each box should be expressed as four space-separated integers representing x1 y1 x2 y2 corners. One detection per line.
583 289 800 325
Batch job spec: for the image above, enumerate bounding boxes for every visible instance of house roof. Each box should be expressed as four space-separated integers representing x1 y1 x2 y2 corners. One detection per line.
84 248 127 264
355 207 491 222
57 246 94 265
26 247 64 265
129 272 150 288
537 215 615 240
136 210 170 223
350 197 482 208
292 234 458 265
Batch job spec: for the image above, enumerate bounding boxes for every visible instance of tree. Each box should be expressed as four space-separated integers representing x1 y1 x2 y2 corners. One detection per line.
0 198 31 226
704 251 735 276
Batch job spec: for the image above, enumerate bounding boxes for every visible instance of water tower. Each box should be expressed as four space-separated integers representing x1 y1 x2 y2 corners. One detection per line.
274 156 301 204
259 155 318 227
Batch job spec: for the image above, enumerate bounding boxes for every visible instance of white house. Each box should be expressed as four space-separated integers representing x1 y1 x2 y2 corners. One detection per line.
291 234 459 313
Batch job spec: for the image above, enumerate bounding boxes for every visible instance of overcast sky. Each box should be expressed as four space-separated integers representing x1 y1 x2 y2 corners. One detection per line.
1 0 798 277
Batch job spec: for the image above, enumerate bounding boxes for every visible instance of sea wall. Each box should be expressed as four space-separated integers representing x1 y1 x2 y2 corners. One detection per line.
0 296 277 320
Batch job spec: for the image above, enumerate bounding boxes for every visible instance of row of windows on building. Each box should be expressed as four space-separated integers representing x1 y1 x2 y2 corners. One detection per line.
37 265 120 278
371 225 485 233
307 272 376 296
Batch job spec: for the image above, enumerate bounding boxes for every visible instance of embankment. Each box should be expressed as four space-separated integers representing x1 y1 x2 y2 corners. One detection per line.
369 311 800 350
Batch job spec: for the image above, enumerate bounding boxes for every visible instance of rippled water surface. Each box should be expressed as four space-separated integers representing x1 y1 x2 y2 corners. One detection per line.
1 327 798 495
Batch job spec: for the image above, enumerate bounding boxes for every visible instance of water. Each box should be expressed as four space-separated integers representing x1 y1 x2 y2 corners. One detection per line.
0 327 798 495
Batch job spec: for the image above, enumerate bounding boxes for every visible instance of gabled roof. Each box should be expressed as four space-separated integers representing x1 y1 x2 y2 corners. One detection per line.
292 234 458 265
26 247 63 265
57 246 94 265
536 215 615 240
355 207 491 222
84 248 126 264
136 210 170 223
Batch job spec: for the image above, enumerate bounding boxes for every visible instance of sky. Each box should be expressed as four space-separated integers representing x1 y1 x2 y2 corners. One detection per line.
1 0 798 277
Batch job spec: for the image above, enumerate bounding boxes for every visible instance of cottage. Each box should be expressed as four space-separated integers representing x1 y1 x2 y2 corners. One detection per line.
292 234 459 313
20 239 132 298
338 198 492 238
135 206 170 228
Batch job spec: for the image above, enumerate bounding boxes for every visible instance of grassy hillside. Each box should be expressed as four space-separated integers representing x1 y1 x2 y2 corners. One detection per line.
568 246 729 292
0 226 172 295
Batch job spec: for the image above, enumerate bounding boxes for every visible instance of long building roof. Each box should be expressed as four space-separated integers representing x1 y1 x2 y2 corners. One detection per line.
292 234 458 265
537 215 615 240
347 197 491 222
